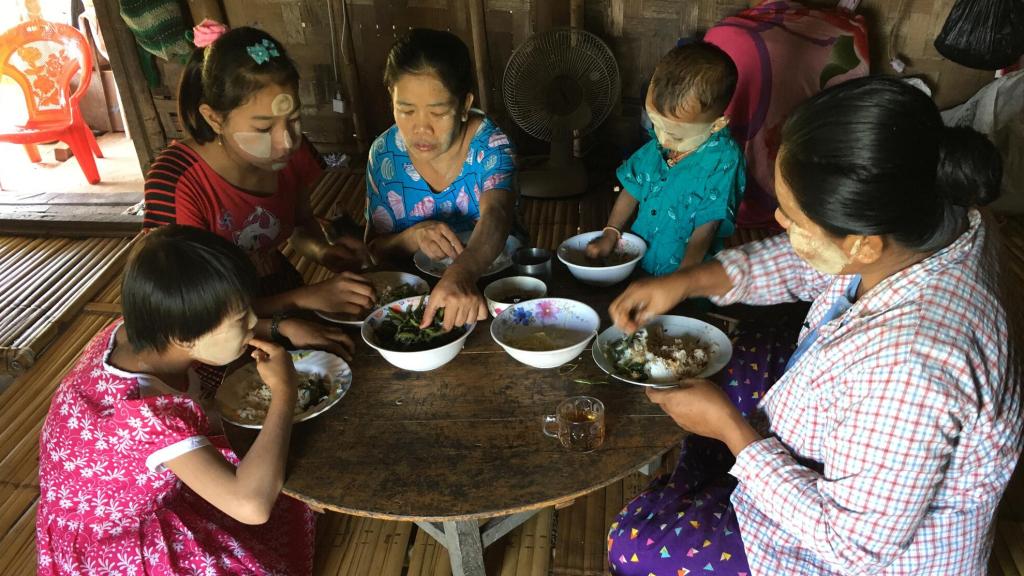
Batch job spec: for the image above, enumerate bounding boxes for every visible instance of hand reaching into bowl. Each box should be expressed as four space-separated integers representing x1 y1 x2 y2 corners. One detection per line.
422 267 488 331
609 275 691 334
585 230 617 261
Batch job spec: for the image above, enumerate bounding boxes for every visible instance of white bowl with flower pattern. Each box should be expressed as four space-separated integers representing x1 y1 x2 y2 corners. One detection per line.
490 298 600 369
557 231 647 287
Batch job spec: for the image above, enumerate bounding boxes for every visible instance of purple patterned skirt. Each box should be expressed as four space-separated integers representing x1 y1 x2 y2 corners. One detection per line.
607 319 798 576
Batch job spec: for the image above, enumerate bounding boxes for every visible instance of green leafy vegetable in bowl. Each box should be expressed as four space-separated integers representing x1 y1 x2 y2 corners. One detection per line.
377 299 467 352
606 330 651 381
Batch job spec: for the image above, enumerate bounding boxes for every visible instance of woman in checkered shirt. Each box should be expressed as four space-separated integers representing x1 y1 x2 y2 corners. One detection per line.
605 76 1022 575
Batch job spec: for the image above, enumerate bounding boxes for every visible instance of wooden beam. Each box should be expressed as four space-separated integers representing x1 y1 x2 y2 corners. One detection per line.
0 212 141 238
0 192 142 206
480 510 540 548
185 0 225 24
335 0 369 152
571 0 584 28
414 520 447 545
467 0 491 113
608 0 624 37
443 520 486 576
91 0 166 171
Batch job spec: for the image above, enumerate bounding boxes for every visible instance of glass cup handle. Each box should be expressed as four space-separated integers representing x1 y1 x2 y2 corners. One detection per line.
542 415 559 438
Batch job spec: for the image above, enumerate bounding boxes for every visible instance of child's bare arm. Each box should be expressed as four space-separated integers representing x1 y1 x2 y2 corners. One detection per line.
677 220 720 271
587 189 639 258
166 340 297 524
606 188 639 230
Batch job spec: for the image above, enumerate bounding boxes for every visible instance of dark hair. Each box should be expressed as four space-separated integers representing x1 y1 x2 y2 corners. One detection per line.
649 42 737 119
384 28 473 104
780 75 1002 252
178 27 300 144
122 225 257 353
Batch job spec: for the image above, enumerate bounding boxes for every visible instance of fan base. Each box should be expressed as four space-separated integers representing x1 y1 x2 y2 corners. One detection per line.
518 158 588 199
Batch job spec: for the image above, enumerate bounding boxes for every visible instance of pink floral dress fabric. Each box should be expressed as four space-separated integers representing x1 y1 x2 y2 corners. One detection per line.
37 321 315 575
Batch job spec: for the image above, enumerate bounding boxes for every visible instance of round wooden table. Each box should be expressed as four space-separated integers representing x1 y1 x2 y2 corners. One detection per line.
225 263 689 576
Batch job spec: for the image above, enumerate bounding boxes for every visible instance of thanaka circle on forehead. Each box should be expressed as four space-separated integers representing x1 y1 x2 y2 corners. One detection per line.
271 93 295 116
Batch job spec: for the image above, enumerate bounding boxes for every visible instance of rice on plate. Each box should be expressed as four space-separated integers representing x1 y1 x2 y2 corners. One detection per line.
217 350 352 428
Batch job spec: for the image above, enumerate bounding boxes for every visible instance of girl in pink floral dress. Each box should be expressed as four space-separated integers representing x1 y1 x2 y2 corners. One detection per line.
37 225 315 575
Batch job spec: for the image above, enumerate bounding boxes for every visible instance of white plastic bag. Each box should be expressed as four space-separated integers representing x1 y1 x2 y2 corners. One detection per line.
942 70 1024 213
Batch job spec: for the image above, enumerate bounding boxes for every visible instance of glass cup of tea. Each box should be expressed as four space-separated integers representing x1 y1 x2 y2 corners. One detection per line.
542 396 605 452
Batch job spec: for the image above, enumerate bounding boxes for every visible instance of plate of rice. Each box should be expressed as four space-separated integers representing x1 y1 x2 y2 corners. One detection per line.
315 271 430 326
592 315 732 387
217 349 352 428
413 231 521 278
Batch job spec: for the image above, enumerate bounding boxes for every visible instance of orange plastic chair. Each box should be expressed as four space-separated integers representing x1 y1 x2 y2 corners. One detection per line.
0 20 103 184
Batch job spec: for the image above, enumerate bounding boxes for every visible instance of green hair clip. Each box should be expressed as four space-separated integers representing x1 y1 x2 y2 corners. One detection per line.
247 39 280 64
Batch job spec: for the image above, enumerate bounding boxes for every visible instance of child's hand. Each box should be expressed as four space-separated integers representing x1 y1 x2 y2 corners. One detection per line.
299 272 376 314
585 231 617 260
319 235 372 272
249 338 298 396
279 318 355 361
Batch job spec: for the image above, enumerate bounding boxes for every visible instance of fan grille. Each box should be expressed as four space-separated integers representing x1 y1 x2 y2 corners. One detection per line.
503 28 620 142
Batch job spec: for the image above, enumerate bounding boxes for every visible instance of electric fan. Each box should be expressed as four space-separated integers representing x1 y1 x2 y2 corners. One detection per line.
503 28 620 198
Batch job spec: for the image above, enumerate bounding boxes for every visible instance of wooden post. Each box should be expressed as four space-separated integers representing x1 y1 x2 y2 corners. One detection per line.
467 0 491 113
570 0 584 157
570 0 584 29
185 0 224 25
608 0 624 37
335 0 369 152
443 520 486 576
480 509 540 548
91 0 165 170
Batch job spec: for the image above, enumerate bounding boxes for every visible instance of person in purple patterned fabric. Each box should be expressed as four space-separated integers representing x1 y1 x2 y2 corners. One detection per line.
605 77 1020 575
365 28 519 331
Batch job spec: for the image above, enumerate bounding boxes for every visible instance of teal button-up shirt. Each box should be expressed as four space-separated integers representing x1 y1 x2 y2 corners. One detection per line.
617 128 746 276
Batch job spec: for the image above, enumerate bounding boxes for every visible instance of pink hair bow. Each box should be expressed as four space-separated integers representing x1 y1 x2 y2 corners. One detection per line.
193 19 229 48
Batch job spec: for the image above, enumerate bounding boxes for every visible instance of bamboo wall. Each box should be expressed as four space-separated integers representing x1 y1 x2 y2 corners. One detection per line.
206 0 997 153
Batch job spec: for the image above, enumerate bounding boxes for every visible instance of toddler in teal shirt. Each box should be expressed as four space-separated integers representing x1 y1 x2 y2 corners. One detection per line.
587 42 745 276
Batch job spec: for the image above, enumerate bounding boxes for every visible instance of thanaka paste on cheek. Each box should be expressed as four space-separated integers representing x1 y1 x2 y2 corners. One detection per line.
233 131 273 159
187 325 249 366
788 222 859 275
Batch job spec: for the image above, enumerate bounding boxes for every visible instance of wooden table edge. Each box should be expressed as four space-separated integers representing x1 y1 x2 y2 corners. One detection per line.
282 434 685 522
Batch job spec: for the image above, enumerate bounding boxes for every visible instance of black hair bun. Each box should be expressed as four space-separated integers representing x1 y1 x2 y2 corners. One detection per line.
937 125 1003 207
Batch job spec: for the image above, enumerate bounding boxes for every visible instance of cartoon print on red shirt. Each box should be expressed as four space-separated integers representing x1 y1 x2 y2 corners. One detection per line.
217 210 234 231
233 206 281 252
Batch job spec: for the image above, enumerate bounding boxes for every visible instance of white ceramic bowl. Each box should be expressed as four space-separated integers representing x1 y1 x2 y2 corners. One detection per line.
483 276 548 317
361 295 476 372
490 298 600 369
557 231 647 287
